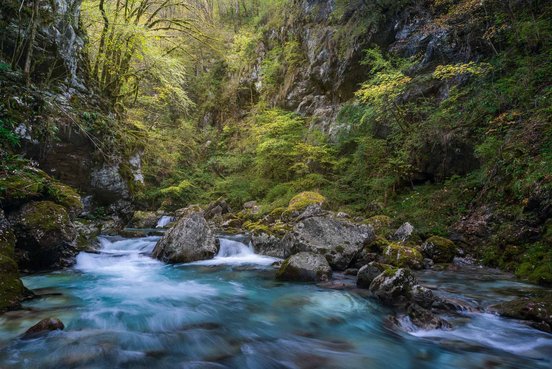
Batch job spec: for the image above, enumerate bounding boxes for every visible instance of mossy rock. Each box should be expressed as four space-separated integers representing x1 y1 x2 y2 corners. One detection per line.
366 236 390 253
383 243 424 270
0 169 46 207
129 211 159 228
286 191 326 213
0 210 16 257
364 215 392 232
421 236 456 263
243 220 290 236
0 271 25 312
46 182 83 218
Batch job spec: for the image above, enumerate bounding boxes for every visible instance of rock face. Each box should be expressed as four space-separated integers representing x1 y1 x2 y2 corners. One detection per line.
421 236 456 263
282 216 374 270
0 210 25 311
9 201 77 271
356 262 387 289
152 212 218 263
391 222 415 244
22 318 65 339
276 252 332 282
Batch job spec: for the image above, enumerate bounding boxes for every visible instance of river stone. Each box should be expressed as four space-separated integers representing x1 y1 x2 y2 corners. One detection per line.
491 294 552 333
383 243 424 270
282 215 375 270
356 262 387 288
276 252 332 282
9 201 77 271
251 232 285 258
152 212 218 263
369 268 417 306
23 318 64 338
421 236 456 263
407 303 450 330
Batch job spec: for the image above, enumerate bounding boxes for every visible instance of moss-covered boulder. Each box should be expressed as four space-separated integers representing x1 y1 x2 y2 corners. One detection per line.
0 209 25 312
491 292 552 333
46 182 83 219
422 236 456 263
9 201 77 271
383 243 424 270
286 191 326 214
276 252 332 282
0 167 82 217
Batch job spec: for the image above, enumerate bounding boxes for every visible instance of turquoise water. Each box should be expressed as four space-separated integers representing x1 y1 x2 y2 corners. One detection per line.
0 236 551 369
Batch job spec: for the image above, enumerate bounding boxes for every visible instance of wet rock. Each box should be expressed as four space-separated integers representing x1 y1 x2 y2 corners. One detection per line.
152 212 218 263
0 210 25 311
356 262 387 288
251 232 285 258
407 304 451 330
9 201 77 271
344 268 359 276
382 243 424 270
276 252 332 282
282 215 374 270
421 236 456 263
369 268 417 306
411 285 435 309
128 211 158 229
491 293 552 333
22 318 64 338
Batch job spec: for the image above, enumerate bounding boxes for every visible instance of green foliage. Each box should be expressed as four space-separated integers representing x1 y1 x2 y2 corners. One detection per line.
433 62 493 80
0 118 19 147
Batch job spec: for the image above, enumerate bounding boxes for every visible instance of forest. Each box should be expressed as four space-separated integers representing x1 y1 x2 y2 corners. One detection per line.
0 0 551 368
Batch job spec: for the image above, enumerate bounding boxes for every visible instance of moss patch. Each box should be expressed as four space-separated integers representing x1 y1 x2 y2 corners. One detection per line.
383 243 424 269
287 191 326 213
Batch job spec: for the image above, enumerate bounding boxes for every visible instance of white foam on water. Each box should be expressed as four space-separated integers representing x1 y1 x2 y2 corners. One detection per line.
155 215 174 228
410 312 552 358
190 238 279 266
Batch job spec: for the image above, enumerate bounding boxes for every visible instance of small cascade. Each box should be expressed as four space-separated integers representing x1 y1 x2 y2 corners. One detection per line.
156 215 174 228
190 237 278 266
217 238 255 257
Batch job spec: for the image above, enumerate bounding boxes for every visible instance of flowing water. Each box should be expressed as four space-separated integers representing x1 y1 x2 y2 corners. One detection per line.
155 216 174 228
0 236 551 369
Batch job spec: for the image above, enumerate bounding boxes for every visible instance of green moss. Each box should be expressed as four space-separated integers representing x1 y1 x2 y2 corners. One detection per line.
0 169 46 203
287 191 326 213
422 236 456 263
366 236 390 253
383 243 424 269
515 242 552 285
243 219 290 236
47 182 82 215
0 271 24 312
22 201 70 232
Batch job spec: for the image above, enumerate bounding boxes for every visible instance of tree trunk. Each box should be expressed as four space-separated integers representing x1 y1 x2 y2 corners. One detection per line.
24 0 40 85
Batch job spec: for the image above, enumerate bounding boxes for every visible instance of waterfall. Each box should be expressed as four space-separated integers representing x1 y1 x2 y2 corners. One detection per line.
190 237 278 266
156 216 174 228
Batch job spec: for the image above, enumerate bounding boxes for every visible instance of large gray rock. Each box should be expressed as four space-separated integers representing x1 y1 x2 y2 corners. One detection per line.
9 201 77 271
152 212 218 263
356 262 387 288
276 252 332 282
282 215 374 270
251 233 284 258
368 268 417 306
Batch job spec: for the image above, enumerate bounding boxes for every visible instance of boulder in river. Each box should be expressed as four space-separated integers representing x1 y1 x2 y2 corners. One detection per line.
251 232 285 258
152 212 218 263
276 252 332 282
9 201 77 271
356 262 387 288
0 210 26 311
22 318 64 339
421 236 456 263
491 293 552 333
282 215 375 270
382 243 424 270
369 268 418 306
